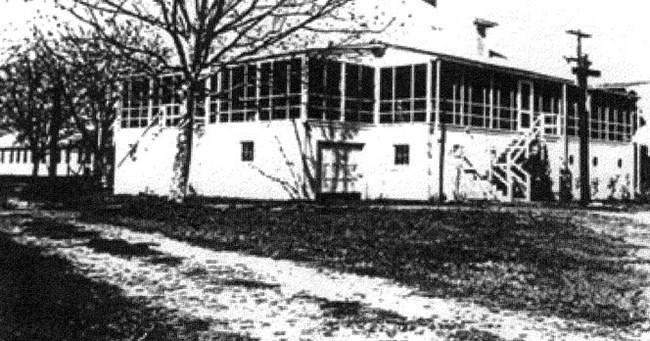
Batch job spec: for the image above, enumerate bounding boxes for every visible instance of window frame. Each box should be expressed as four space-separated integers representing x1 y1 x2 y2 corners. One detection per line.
241 141 255 162
379 64 427 124
394 144 410 166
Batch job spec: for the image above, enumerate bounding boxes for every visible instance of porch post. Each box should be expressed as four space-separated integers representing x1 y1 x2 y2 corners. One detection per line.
435 59 441 125
216 69 222 123
205 74 211 123
300 55 308 122
435 59 444 201
637 108 642 195
374 66 380 124
562 83 568 170
148 78 154 125
425 60 434 199
340 62 346 123
425 62 433 123
488 74 494 129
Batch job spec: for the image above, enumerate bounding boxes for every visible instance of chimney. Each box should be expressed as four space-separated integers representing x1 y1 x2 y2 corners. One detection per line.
473 18 498 57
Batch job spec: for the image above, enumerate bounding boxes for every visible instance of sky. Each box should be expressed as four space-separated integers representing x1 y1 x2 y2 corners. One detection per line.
456 0 650 84
1 0 649 85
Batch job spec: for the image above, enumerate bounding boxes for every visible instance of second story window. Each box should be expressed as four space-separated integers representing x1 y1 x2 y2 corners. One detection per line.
394 144 410 165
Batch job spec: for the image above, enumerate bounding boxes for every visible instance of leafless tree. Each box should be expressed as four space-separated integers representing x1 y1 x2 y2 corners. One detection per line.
0 50 49 178
55 0 389 201
0 37 75 179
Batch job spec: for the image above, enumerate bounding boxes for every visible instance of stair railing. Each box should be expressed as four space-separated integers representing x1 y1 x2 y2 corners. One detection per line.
489 113 553 201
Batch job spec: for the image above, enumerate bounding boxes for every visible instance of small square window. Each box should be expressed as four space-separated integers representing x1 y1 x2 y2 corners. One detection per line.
618 159 623 168
394 144 410 165
592 157 598 167
569 155 574 166
241 141 254 162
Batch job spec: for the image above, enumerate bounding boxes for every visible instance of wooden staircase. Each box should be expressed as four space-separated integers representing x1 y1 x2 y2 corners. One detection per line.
456 114 551 202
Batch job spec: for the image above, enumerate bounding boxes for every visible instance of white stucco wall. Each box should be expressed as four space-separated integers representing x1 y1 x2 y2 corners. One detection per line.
114 120 637 202
114 121 440 201
562 138 635 200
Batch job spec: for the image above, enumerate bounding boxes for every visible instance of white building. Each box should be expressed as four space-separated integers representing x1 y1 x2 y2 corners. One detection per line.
0 134 94 177
113 1 644 202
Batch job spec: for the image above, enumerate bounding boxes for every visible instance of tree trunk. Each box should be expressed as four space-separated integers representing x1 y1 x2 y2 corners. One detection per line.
170 80 197 202
31 149 39 178
48 85 63 179
102 125 115 189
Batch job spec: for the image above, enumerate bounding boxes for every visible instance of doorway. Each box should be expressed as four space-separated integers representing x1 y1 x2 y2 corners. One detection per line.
317 141 364 201
518 81 534 131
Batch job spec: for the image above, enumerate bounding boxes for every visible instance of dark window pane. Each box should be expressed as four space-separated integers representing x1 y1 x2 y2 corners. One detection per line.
395 66 411 99
290 58 302 94
380 68 393 100
232 66 245 110
308 59 325 94
260 62 272 96
345 64 360 97
380 114 392 123
520 82 531 110
414 64 427 98
325 61 341 96
394 144 410 165
273 60 289 97
241 141 254 162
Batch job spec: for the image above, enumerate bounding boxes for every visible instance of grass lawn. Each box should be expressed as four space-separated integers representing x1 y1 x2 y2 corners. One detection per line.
68 197 648 330
0 227 210 341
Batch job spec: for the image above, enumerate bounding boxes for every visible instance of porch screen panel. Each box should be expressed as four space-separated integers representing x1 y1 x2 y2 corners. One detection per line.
492 73 518 131
258 58 302 121
466 69 490 128
192 78 207 125
307 58 342 121
379 64 427 123
535 81 562 135
566 85 580 137
395 65 412 122
379 67 393 123
590 91 607 140
158 75 182 127
429 61 438 122
246 64 258 121
440 62 501 129
344 63 374 123
439 63 456 124
120 76 150 128
259 62 272 120
208 72 219 123
413 64 427 122
231 65 246 121
119 78 129 128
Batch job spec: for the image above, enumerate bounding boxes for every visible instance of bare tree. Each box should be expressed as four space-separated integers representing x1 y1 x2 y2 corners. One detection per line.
50 25 170 183
0 50 49 178
0 37 76 179
0 21 166 182
55 0 388 201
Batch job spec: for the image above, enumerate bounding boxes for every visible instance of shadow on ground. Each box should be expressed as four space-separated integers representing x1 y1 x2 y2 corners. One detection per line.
0 231 211 341
75 197 649 329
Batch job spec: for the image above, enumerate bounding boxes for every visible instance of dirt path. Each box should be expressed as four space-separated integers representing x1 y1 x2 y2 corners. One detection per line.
1 210 648 341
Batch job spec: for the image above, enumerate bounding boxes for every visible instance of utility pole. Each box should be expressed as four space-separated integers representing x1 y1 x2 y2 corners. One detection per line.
565 29 601 205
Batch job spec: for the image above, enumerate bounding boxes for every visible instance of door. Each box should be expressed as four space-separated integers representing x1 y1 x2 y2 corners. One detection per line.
318 142 364 197
518 81 534 131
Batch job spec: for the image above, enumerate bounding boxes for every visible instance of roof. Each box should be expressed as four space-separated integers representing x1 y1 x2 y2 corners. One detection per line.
350 0 577 80
378 42 573 85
